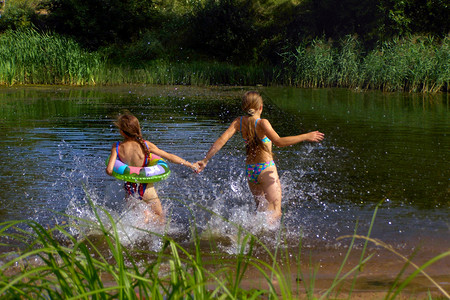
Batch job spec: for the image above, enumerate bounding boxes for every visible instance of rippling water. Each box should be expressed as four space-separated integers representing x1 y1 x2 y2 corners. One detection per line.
0 86 448 262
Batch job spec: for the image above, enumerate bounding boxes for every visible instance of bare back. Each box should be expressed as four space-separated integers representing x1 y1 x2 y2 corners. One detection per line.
239 116 273 164
117 140 148 167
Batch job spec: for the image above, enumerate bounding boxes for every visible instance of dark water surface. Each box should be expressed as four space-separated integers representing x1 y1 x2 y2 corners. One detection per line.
0 86 448 270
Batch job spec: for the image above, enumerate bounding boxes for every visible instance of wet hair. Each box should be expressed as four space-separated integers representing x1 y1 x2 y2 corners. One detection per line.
114 111 150 157
241 91 271 157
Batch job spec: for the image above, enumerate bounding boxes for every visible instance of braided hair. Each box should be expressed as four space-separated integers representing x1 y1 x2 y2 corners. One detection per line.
115 111 150 157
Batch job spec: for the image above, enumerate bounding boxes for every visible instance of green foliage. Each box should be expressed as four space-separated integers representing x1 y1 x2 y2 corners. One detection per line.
100 60 280 86
361 36 450 92
335 35 362 87
187 0 260 63
41 0 157 49
288 0 382 47
0 28 104 85
378 0 450 40
0 26 448 92
0 28 279 86
288 38 336 88
0 200 448 299
0 0 40 31
284 34 449 92
2 0 449 66
107 31 167 66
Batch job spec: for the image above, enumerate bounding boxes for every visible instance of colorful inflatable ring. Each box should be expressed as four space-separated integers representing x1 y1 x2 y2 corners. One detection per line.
106 153 170 183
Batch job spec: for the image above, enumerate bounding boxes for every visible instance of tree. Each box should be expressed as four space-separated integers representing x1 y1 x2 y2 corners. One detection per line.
0 0 40 32
42 0 156 49
187 0 260 63
378 0 450 39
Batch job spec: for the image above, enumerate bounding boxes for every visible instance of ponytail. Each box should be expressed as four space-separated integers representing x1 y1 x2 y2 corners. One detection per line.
245 114 260 157
242 91 271 158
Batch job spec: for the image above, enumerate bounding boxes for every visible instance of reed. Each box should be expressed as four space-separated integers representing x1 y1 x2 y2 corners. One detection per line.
0 198 448 299
0 29 104 85
97 60 279 86
286 38 336 88
0 29 278 86
285 35 449 93
334 35 362 88
360 36 450 93
1 29 447 92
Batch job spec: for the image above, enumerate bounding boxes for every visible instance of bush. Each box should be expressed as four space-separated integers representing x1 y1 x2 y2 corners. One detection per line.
0 0 39 32
42 0 156 50
187 0 260 63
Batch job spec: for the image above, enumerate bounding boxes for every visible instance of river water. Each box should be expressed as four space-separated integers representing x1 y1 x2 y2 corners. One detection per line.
0 85 448 292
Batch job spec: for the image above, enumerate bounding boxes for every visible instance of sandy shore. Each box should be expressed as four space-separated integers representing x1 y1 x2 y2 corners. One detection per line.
237 246 450 299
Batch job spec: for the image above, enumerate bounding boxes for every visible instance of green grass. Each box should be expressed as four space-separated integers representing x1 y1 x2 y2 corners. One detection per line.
0 29 448 92
0 29 104 85
360 36 450 93
284 35 449 93
98 60 280 86
0 29 279 87
0 199 449 299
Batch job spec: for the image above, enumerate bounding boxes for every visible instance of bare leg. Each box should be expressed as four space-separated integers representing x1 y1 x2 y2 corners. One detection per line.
143 199 164 224
248 165 282 223
248 181 265 210
142 187 165 224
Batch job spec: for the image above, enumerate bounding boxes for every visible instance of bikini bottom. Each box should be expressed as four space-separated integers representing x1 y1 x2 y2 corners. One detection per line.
245 160 275 184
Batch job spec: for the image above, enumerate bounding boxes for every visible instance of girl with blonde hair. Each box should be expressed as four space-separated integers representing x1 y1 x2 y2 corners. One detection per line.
195 91 324 222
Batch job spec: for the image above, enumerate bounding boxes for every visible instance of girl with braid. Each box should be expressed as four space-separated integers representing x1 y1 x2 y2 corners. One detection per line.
194 91 324 223
106 111 197 224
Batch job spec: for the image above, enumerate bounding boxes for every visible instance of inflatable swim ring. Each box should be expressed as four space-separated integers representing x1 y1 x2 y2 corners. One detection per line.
106 153 170 183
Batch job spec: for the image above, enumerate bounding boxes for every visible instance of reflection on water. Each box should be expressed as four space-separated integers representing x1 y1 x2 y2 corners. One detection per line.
0 86 448 259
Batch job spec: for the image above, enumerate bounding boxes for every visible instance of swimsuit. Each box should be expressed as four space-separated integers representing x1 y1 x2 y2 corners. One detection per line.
246 160 275 184
116 141 149 199
240 117 275 184
240 117 271 144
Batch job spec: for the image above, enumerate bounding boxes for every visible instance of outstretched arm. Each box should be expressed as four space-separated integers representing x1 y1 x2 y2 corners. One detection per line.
147 142 197 172
195 118 239 172
260 119 324 147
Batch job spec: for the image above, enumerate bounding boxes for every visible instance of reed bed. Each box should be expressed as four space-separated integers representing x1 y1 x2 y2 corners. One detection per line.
99 60 280 86
0 29 448 92
0 200 448 299
0 29 104 85
285 35 449 93
0 29 278 87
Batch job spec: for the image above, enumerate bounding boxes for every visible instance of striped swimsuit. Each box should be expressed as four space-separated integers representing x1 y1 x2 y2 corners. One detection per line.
116 141 149 199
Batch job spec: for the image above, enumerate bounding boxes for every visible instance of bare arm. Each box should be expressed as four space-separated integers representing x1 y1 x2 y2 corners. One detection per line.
195 118 239 172
146 141 197 172
260 119 324 147
105 144 117 176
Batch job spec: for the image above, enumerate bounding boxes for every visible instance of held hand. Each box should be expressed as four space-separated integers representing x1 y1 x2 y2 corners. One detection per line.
194 159 208 173
186 161 199 173
192 162 201 173
305 131 325 143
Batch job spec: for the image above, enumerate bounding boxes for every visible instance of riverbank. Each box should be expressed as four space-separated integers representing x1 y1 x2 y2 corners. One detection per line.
0 29 448 93
1 216 448 299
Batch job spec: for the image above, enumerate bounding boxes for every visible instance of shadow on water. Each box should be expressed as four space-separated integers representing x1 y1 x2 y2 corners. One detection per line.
0 86 448 284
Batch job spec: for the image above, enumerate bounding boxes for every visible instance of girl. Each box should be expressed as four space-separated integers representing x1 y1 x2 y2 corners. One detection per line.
195 91 324 223
106 111 197 224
